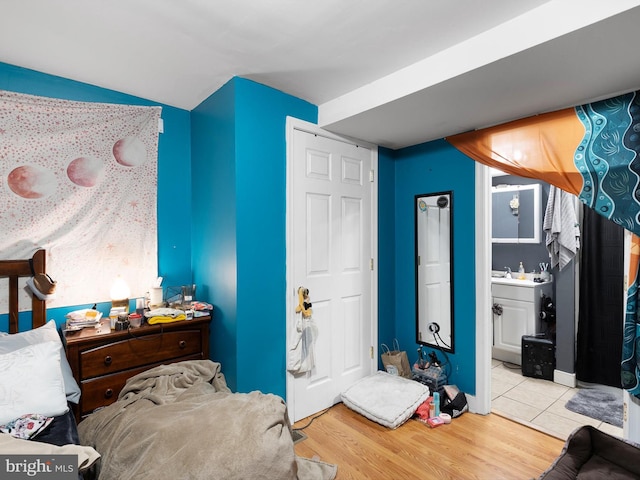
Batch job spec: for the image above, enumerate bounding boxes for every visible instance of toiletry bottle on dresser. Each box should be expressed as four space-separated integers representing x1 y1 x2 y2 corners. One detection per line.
518 262 525 280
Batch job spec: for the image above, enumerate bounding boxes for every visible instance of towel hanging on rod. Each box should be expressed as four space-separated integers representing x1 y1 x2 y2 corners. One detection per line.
543 186 580 270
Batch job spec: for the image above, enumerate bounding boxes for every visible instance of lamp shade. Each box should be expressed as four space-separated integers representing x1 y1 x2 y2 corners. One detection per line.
110 276 130 300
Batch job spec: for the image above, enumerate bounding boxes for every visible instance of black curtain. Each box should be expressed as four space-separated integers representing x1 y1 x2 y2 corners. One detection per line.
576 206 624 387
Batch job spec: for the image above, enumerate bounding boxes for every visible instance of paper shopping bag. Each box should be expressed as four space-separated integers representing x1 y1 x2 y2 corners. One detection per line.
380 339 412 378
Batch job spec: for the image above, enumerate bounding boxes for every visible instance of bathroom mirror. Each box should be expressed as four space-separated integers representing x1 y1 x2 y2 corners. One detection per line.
415 191 454 353
491 183 541 243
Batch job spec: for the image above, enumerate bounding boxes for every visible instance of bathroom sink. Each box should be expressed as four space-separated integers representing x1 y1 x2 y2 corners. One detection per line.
491 276 550 286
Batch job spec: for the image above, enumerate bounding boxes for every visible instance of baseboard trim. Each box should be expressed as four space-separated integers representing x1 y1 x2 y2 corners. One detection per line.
491 347 520 366
554 369 576 387
467 393 489 415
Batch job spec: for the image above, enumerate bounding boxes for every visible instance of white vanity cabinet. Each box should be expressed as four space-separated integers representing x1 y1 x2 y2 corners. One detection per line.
491 279 553 365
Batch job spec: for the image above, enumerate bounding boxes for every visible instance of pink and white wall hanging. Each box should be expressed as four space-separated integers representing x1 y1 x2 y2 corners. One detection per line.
0 90 162 312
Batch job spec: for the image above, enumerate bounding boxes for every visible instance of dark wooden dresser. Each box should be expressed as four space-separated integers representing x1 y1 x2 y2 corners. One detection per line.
63 315 211 421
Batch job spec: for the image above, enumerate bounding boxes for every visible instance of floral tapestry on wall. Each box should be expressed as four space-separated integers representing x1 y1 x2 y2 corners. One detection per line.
0 90 161 312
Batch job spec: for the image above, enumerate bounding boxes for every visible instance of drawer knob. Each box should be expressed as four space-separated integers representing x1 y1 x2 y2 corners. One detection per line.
179 340 187 349
104 355 113 366
104 388 114 399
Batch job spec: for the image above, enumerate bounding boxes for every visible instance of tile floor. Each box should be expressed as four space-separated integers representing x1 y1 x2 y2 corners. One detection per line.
491 358 623 440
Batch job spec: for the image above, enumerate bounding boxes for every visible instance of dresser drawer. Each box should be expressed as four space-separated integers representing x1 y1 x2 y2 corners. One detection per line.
80 330 203 379
79 353 203 416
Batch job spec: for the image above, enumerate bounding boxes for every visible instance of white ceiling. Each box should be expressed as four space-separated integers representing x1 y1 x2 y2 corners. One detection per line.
2 0 640 149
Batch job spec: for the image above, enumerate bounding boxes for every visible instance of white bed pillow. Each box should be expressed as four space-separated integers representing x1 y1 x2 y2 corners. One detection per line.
0 341 69 424
0 320 80 403
341 370 430 429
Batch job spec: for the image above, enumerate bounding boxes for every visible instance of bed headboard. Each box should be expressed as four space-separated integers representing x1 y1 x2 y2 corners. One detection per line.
0 249 46 333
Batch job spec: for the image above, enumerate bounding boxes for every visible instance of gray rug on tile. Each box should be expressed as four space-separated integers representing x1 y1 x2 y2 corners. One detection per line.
565 388 623 427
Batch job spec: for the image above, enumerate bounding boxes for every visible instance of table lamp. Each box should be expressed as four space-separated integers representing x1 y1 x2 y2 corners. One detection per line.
110 276 130 313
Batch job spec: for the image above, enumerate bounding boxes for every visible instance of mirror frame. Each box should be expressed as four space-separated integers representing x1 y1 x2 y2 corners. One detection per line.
415 191 455 354
491 183 541 243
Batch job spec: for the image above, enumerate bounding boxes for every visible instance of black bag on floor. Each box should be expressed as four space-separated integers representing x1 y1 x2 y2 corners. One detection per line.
441 391 468 418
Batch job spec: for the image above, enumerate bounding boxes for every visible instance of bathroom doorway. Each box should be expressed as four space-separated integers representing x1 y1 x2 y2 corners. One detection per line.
488 168 567 435
488 169 624 439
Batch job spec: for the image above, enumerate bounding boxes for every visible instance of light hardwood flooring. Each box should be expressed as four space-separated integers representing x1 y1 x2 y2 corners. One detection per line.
293 403 564 480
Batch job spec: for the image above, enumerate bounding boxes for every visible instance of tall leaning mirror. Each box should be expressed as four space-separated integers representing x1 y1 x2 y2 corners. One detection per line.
415 191 454 353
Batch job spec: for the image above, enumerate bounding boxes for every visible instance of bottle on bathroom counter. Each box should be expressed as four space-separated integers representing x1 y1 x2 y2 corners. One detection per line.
518 262 525 280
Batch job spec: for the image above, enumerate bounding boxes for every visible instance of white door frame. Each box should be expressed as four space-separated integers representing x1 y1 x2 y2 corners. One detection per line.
284 116 379 419
473 162 492 414
623 230 640 441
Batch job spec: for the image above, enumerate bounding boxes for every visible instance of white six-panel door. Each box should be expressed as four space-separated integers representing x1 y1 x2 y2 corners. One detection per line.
286 119 377 422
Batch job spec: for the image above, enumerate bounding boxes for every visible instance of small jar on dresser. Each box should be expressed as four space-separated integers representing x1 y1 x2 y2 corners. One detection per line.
63 314 212 422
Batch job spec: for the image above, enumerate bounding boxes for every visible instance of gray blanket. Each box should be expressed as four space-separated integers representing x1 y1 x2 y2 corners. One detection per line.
78 360 336 480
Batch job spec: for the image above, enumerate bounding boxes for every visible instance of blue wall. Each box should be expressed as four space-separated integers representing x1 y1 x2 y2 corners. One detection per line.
0 62 193 330
191 78 317 395
190 80 239 385
378 148 396 347
382 139 478 395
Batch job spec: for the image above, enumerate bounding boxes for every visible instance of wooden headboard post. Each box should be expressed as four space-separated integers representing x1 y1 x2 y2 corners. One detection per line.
0 249 47 333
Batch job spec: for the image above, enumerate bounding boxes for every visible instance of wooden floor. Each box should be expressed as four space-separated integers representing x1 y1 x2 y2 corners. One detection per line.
293 403 564 480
